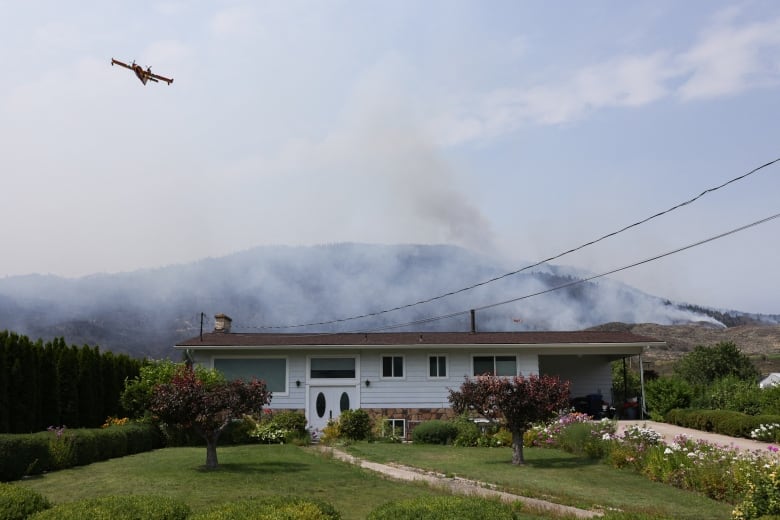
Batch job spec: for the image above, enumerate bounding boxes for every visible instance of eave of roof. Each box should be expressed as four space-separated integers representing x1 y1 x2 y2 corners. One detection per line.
175 331 665 350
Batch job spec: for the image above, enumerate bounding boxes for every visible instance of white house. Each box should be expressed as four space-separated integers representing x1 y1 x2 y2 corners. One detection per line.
176 314 663 435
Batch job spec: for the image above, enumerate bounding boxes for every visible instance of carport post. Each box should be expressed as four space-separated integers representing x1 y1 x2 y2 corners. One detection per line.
639 355 646 420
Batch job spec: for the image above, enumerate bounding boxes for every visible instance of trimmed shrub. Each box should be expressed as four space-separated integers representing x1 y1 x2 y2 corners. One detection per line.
29 495 189 520
338 410 372 441
0 423 161 481
124 423 163 453
665 409 780 439
0 433 52 481
367 496 518 520
0 483 51 520
191 496 340 520
411 420 457 445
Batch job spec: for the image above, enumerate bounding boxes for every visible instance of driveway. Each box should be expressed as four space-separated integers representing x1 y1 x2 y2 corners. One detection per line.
617 420 778 454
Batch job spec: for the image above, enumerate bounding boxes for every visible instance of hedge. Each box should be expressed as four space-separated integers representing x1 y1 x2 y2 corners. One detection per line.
191 496 341 520
28 495 189 520
0 482 51 520
0 423 162 481
411 420 458 445
665 409 780 438
367 496 519 520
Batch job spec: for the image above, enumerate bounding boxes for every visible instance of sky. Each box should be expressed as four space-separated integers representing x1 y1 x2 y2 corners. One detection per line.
1 0 779 315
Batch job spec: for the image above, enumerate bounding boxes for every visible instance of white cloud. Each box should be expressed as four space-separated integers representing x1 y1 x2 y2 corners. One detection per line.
431 12 780 146
677 16 780 100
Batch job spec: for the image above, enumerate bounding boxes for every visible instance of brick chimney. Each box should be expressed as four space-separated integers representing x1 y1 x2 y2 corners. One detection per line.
214 313 232 333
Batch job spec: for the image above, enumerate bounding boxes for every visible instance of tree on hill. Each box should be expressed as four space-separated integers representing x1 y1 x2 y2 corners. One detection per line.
150 365 271 469
449 374 570 465
674 341 759 386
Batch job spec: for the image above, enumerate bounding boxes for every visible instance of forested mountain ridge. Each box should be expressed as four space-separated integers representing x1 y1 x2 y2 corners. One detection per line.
0 243 776 359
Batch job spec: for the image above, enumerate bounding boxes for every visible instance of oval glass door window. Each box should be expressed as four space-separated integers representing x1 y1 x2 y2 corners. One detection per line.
316 392 326 418
339 392 350 412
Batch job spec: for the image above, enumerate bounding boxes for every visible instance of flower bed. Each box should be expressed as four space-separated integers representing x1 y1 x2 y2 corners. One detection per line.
531 413 780 520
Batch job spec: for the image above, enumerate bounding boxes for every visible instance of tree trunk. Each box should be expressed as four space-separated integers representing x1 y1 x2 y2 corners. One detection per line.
205 437 219 469
511 429 525 465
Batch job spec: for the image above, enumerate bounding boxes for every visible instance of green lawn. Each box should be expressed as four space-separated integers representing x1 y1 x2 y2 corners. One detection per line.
13 443 734 519
14 444 545 519
16 445 431 519
344 443 733 520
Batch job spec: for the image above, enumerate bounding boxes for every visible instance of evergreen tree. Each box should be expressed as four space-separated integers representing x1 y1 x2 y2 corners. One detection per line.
0 332 10 432
58 345 80 427
37 340 61 428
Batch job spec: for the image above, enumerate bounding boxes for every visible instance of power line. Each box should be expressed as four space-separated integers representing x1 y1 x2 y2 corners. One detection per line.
337 211 780 334
246 156 780 331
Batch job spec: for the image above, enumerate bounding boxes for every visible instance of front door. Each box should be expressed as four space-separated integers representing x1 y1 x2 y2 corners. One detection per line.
308 385 359 432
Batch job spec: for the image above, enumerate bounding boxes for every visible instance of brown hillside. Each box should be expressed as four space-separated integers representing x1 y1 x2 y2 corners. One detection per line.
588 323 780 376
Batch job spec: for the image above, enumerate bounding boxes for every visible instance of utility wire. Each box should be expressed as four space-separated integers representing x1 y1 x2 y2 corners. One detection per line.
337 211 780 334
247 156 780 331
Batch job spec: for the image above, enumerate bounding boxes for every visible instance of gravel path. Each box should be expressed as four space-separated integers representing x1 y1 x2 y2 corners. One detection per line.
316 446 601 519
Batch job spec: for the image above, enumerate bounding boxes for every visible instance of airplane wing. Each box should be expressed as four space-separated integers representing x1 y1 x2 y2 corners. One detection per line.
148 72 173 85
111 58 132 70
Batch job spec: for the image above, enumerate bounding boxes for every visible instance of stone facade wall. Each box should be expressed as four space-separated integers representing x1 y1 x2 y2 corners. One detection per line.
364 407 455 422
363 407 457 440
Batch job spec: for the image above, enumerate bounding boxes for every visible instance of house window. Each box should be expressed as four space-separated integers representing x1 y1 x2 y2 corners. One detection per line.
381 355 404 378
473 355 517 377
213 358 286 393
310 357 356 379
383 418 406 439
429 355 447 378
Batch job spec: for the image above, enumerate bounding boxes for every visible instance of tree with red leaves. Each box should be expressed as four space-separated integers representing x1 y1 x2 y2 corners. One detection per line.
150 366 271 469
449 374 570 465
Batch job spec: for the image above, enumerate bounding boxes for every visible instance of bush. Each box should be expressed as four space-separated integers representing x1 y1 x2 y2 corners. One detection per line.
367 496 519 520
556 422 593 455
338 410 372 441
665 409 780 439
705 376 762 415
451 416 480 447
761 385 780 415
0 483 51 520
411 420 457 445
250 411 309 445
191 496 341 520
0 423 161 481
29 495 190 520
0 433 52 481
644 377 692 420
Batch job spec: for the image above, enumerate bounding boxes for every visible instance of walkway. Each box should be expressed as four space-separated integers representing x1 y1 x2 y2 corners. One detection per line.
317 446 601 519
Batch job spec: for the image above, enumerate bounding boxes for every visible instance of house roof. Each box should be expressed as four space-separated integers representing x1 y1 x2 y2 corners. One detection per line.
176 330 664 350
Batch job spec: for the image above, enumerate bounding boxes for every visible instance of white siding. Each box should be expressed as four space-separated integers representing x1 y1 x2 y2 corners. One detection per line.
538 355 612 404
193 348 617 409
360 350 539 409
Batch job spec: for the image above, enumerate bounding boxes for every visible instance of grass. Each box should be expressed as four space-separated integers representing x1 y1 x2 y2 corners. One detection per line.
14 444 551 519
12 442 735 519
344 443 733 520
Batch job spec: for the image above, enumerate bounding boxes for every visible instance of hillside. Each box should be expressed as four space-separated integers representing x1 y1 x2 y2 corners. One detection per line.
591 322 780 376
0 243 777 360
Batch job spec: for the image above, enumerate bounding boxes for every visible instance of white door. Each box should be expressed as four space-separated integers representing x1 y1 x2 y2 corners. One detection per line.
308 385 359 432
